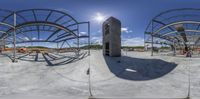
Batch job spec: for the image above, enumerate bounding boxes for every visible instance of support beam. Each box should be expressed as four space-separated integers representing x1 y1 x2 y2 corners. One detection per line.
145 32 174 43
77 24 80 56
151 34 153 56
46 29 61 41
57 29 78 38
60 41 65 49
6 40 57 45
44 11 53 30
54 15 66 23
65 41 71 48
45 11 53 21
151 21 154 56
88 22 90 55
12 13 17 62
32 10 41 40
53 33 72 41
56 35 88 43
61 20 73 26
57 32 70 38
154 21 200 35
153 19 174 31
1 12 14 22
173 40 176 56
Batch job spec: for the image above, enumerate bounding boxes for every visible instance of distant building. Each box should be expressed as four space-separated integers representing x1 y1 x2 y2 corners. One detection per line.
102 17 121 57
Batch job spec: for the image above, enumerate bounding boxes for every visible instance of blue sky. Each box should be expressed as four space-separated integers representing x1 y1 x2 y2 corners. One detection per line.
1 0 200 47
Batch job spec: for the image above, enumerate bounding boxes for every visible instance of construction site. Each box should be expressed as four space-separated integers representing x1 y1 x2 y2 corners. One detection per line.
0 9 90 65
145 8 200 58
0 8 200 99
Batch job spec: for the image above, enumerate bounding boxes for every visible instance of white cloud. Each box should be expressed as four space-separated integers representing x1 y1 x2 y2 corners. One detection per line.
80 32 87 36
121 27 133 33
129 30 133 32
91 36 102 45
23 37 29 41
32 37 37 40
121 27 128 32
91 36 144 46
122 37 144 46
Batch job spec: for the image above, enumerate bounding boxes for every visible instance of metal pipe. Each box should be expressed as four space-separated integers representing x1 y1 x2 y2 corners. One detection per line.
151 21 154 56
88 21 92 97
173 40 176 56
77 23 80 56
12 12 17 62
151 35 153 56
88 22 90 56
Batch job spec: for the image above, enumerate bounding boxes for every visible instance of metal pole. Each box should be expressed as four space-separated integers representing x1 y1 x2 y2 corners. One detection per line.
173 40 176 56
86 21 92 96
57 42 59 49
187 55 191 98
151 35 153 56
88 56 92 97
151 21 154 56
88 22 90 56
144 32 146 51
77 24 80 56
12 12 17 62
56 33 58 54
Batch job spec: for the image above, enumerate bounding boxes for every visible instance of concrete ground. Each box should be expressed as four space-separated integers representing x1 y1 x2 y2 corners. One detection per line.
0 50 199 99
0 51 90 99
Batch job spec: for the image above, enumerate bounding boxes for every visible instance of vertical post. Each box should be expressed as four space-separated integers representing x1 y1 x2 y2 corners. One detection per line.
88 55 93 97
87 22 92 97
173 40 176 56
151 35 153 56
88 22 90 56
144 32 146 51
12 12 17 62
151 21 154 56
175 42 177 56
57 42 58 48
77 23 80 56
56 32 59 53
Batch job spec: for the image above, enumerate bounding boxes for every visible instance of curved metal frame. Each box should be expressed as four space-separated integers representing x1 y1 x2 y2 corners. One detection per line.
0 9 90 63
145 8 200 56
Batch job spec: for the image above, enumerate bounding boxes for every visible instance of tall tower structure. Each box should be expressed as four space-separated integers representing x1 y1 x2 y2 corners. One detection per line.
102 17 121 57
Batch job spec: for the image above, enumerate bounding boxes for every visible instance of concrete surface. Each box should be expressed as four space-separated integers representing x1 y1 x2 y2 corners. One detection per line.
0 50 199 99
0 51 90 99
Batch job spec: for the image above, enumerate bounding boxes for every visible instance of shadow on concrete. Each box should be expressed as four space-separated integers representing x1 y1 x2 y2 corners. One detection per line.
17 52 45 62
43 52 88 66
1 51 89 66
0 53 13 60
103 55 177 81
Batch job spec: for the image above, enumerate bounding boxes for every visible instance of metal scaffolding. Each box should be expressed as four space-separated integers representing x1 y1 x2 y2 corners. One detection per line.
0 9 90 64
145 8 200 56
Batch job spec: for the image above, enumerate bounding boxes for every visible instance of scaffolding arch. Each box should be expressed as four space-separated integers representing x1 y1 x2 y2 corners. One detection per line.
145 8 200 57
0 9 90 65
